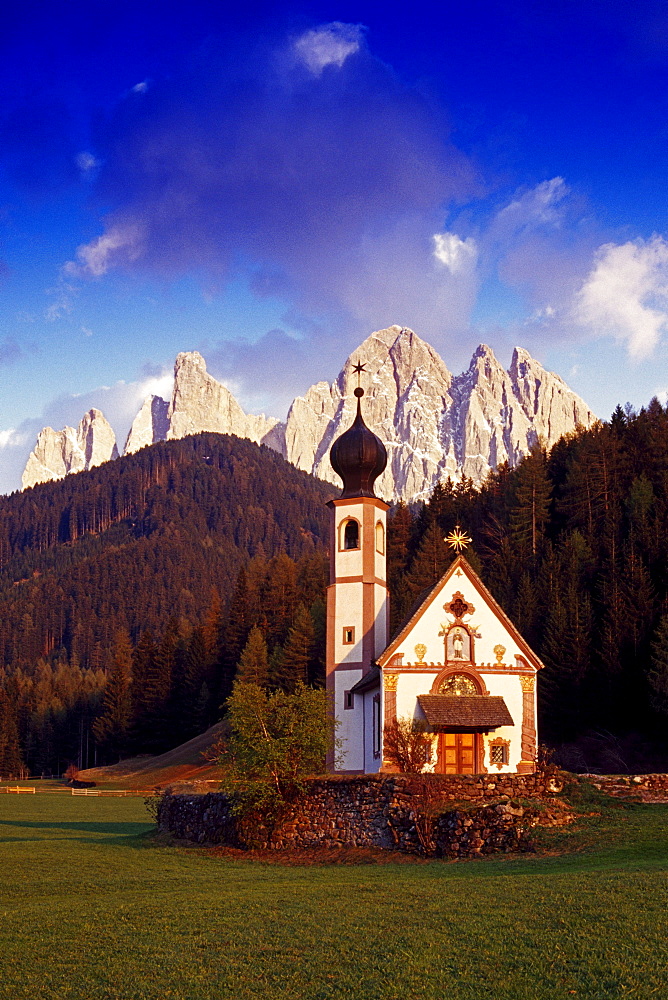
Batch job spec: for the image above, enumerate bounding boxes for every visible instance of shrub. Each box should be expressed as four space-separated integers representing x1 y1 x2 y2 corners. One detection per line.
383 717 433 773
213 682 339 818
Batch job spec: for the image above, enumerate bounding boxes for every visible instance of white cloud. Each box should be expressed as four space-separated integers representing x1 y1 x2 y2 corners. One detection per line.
433 232 477 274
293 22 364 75
525 304 557 324
64 223 145 278
138 373 174 403
132 80 149 94
575 236 668 360
76 151 99 174
81 326 93 337
0 428 26 449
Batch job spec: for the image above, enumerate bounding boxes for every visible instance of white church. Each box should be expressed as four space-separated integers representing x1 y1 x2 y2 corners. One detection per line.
326 381 543 775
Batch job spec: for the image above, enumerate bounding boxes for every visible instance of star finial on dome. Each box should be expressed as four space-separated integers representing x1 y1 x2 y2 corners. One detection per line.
351 360 367 390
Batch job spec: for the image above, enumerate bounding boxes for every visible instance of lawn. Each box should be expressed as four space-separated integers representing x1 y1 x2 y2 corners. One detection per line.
0 787 667 1000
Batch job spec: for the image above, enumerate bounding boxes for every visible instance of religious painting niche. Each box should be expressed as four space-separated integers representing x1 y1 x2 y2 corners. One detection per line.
446 625 471 663
439 673 479 696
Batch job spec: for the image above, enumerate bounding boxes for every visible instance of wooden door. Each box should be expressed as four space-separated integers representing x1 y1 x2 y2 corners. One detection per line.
438 733 477 774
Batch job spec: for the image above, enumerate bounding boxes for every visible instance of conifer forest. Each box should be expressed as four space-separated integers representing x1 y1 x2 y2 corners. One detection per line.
1 400 668 776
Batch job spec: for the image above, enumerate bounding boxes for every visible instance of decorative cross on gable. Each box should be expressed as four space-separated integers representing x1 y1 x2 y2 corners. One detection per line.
445 591 475 623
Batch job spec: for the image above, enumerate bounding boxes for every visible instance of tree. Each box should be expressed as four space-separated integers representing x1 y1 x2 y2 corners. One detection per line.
92 631 133 760
510 445 552 558
404 519 451 600
648 615 668 718
271 604 315 692
382 717 433 773
216 682 337 813
0 685 24 778
236 626 270 687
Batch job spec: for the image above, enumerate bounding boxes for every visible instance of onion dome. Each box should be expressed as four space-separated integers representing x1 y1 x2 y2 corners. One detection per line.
330 388 387 499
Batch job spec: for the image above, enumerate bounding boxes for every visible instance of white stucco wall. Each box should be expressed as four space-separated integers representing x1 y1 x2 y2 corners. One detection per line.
382 563 538 773
335 581 363 664
390 570 529 669
335 668 364 771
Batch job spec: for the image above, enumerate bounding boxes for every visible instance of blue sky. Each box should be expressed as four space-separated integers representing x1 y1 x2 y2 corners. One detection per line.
1 0 668 490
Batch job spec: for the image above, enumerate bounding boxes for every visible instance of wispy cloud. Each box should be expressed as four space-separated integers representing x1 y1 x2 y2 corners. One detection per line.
575 236 668 359
293 22 364 75
76 151 100 175
489 177 569 244
44 278 78 320
0 338 23 366
64 223 145 278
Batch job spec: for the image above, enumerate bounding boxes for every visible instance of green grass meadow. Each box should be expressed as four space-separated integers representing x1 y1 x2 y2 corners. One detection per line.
0 787 667 1000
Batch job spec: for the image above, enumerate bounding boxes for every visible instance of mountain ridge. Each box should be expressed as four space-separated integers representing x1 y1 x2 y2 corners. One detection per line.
21 326 595 498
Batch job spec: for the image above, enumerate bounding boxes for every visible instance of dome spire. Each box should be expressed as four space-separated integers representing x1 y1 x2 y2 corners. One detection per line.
329 360 387 499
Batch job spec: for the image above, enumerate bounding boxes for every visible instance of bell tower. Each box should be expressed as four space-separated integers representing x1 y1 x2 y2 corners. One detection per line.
326 370 389 772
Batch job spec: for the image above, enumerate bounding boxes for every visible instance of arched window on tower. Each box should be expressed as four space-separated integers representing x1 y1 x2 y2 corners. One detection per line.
375 521 385 554
342 519 359 550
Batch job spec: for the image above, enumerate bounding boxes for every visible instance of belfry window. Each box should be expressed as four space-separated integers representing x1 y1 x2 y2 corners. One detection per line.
375 521 385 554
343 519 359 550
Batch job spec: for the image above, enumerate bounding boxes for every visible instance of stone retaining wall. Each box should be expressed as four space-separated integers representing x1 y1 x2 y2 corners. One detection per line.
157 773 570 857
586 773 668 802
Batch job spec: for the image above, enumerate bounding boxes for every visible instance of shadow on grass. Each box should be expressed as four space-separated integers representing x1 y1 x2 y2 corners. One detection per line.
0 819 151 839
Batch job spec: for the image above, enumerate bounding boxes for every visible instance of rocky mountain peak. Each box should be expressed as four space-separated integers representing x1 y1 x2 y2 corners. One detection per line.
285 328 595 499
167 350 281 445
21 408 119 490
20 327 595 499
125 395 170 455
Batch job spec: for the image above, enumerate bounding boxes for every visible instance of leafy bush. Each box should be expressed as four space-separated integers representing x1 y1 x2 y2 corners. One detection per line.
213 682 338 817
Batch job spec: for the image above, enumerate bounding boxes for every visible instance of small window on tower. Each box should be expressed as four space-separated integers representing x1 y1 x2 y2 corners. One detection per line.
343 519 359 550
375 521 385 554
344 690 354 710
342 627 355 645
373 695 381 757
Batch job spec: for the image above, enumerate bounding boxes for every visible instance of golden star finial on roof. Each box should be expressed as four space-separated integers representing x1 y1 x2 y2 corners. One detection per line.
351 360 367 389
445 525 472 552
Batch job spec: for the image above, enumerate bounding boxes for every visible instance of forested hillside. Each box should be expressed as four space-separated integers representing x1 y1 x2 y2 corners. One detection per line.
387 400 668 771
0 434 333 774
2 400 668 777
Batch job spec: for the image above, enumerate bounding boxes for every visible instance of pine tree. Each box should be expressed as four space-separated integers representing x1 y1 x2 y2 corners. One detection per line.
387 501 414 633
218 567 251 700
509 446 552 558
92 631 133 761
201 588 223 663
236 626 270 687
404 520 451 600
0 685 24 778
307 599 326 687
272 604 315 692
428 479 456 529
648 615 668 717
261 554 298 648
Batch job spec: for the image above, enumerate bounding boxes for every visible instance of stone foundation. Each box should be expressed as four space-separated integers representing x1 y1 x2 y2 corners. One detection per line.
157 773 570 857
585 773 668 802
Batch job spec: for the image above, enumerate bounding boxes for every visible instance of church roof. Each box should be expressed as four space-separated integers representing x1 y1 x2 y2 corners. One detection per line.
417 695 514 731
378 554 545 671
349 666 381 694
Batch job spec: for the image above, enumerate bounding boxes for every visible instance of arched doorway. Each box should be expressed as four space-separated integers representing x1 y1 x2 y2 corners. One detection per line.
433 671 481 775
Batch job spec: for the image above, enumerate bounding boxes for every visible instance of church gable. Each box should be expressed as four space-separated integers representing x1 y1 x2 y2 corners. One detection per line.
378 555 544 673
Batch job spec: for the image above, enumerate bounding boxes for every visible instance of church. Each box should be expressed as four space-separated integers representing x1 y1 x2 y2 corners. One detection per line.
326 379 543 775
